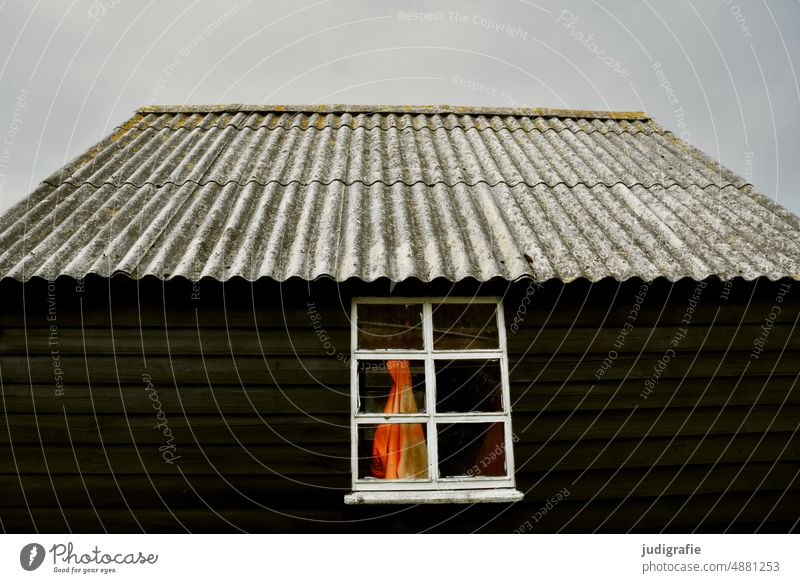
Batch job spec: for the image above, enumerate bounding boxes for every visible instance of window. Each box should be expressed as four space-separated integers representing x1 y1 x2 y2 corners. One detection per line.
344 298 523 504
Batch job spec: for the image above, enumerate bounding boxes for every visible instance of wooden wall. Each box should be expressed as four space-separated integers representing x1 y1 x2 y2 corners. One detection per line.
0 275 797 533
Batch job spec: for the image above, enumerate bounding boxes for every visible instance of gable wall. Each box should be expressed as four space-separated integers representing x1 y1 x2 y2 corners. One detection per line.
0 275 797 532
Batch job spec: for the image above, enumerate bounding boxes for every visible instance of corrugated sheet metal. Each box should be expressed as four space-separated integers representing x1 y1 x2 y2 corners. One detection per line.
1 104 799 283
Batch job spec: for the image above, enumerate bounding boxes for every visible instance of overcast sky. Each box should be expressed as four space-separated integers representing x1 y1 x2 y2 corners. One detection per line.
0 0 798 214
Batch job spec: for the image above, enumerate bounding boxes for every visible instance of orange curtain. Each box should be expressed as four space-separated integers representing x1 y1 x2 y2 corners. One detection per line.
371 360 428 479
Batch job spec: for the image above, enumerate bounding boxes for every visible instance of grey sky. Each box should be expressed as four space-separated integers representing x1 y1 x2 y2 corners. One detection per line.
0 0 798 215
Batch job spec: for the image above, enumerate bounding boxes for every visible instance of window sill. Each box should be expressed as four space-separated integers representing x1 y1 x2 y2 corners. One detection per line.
344 489 524 505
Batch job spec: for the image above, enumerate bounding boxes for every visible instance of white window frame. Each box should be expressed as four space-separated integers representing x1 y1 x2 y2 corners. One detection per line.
345 297 523 504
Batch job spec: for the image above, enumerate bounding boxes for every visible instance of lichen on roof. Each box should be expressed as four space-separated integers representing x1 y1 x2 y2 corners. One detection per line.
1 103 798 285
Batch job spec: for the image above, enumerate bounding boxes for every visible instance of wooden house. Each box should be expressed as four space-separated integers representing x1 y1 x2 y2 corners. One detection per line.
0 104 798 532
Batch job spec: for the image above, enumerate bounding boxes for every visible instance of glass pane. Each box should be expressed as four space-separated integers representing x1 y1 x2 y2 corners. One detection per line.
432 303 498 350
435 359 503 413
357 304 424 350
437 422 507 478
358 359 426 414
358 423 429 480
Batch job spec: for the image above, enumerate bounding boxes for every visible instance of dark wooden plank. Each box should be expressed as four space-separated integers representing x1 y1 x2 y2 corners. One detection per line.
0 325 350 356
1 406 795 444
516 462 800 501
510 377 800 411
1 462 794 509
514 406 800 441
2 375 794 417
506 324 800 354
2 276 796 329
514 432 800 471
0 443 351 475
0 383 350 414
0 355 352 385
4 321 796 356
504 279 799 327
1 433 796 475
0 473 349 509
517 490 800 533
0 490 796 533
0 278 353 328
3 350 797 385
506 351 800 382
0 413 351 444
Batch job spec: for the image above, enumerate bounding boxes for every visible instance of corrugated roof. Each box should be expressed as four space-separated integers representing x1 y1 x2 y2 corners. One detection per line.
1 104 799 283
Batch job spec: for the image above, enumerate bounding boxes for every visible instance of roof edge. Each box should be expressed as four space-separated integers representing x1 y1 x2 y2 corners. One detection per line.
136 103 650 120
3 273 797 287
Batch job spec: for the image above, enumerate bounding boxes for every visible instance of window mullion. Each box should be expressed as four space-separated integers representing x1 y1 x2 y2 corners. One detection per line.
350 300 359 489
496 299 510 415
354 350 427 359
496 299 515 485
432 413 507 423
423 302 437 484
429 350 504 360
355 414 429 423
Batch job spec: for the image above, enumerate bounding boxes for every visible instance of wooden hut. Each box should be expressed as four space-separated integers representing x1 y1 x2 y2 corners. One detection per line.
0 105 798 532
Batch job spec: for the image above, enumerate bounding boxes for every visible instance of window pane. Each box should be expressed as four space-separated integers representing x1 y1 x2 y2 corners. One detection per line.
358 359 426 414
435 359 503 413
358 423 429 480
357 304 424 350
432 303 498 350
437 422 507 478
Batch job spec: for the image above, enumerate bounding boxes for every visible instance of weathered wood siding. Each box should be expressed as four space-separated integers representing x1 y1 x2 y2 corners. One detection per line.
0 275 797 532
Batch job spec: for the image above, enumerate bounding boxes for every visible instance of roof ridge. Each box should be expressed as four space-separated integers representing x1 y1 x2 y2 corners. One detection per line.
136 103 650 120
44 177 751 192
